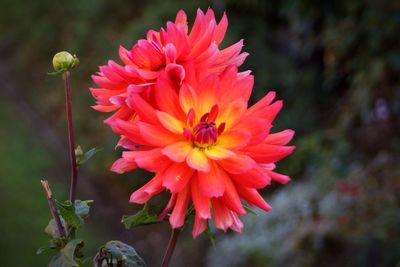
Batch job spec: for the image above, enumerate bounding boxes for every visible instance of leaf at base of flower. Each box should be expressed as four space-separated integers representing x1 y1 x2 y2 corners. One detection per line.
121 204 161 229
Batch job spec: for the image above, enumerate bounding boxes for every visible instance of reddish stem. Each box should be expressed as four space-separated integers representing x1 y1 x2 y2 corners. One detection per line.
161 228 181 267
63 71 78 203
41 180 66 238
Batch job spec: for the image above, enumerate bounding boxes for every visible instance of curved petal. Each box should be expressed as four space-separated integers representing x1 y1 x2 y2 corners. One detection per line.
221 174 246 215
162 162 194 193
235 186 272 212
217 129 251 149
264 129 295 145
218 153 256 174
244 144 295 163
122 148 170 172
197 161 225 197
204 146 235 160
191 174 211 219
110 158 137 174
137 122 182 147
186 148 210 172
192 213 207 238
169 185 190 228
156 111 185 134
162 141 193 163
211 198 232 231
129 173 164 204
231 164 271 188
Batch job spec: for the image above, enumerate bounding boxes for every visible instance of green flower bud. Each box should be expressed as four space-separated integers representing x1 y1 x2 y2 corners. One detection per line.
52 51 79 72
75 145 84 163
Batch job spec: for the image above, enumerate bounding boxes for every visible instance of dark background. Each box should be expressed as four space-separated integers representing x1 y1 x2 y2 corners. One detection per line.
1 0 399 266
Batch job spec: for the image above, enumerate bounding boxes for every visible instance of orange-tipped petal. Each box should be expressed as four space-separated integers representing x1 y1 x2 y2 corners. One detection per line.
162 141 193 163
186 148 210 172
204 146 235 160
156 111 185 134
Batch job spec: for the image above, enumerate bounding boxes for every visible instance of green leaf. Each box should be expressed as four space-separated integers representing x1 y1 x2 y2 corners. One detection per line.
203 223 216 247
74 200 92 220
121 204 160 229
75 146 102 165
56 200 82 228
104 240 147 267
48 239 84 267
244 204 258 216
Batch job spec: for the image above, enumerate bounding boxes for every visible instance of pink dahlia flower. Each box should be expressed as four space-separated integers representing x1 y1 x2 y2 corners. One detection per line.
90 8 248 131
111 65 295 237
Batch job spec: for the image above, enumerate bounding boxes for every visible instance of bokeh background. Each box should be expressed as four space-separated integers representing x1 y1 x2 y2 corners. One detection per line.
1 0 400 266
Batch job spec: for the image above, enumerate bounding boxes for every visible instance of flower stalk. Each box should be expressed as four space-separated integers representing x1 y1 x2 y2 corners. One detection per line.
40 180 66 238
161 228 181 267
63 71 78 203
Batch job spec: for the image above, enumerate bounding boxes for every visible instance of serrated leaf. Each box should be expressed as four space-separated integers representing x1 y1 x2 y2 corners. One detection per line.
74 200 91 220
76 147 102 165
104 240 146 267
48 239 84 267
121 204 161 229
204 223 216 247
56 200 82 228
243 204 258 216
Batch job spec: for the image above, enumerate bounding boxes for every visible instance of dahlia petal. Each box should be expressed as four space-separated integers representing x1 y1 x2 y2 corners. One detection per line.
231 164 271 188
233 118 271 145
169 185 190 228
111 158 137 174
129 173 164 204
192 213 207 238
156 111 185 134
204 146 235 160
217 129 251 149
162 162 194 192
126 93 159 124
218 153 256 174
245 144 295 163
197 162 225 197
114 119 152 146
212 199 233 231
216 99 247 130
221 173 246 215
235 186 272 212
162 141 193 163
214 12 228 45
186 148 210 172
230 212 244 233
122 148 170 172
155 73 185 120
175 10 188 33
164 43 177 64
137 122 181 147
119 46 133 65
266 169 291 184
158 193 177 220
264 129 295 145
247 91 276 114
165 63 185 86
191 174 211 219
92 104 119 112
179 83 198 113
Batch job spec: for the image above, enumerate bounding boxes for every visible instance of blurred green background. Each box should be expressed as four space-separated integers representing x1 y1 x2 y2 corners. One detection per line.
1 0 399 266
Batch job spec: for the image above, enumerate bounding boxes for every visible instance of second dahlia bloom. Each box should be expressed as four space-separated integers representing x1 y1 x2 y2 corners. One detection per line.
90 8 247 131
112 66 295 237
